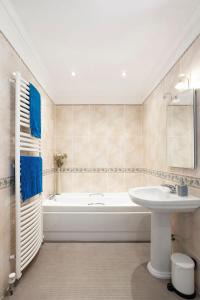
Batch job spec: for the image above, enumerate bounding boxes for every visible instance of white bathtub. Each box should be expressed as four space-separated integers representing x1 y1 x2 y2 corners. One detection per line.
43 193 151 242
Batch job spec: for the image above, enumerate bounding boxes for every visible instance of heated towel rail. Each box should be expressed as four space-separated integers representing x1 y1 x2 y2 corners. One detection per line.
14 72 43 279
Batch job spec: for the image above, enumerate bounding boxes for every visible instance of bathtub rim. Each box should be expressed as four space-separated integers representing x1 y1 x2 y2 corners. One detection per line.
42 192 150 213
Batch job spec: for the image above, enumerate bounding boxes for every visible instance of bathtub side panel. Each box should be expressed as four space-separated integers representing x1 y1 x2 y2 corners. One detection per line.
43 211 151 242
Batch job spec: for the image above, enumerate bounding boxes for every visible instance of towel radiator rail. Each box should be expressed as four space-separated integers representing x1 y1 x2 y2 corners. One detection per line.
14 71 43 279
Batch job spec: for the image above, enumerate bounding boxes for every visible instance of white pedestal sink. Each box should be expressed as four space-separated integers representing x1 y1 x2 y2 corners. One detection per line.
129 186 200 279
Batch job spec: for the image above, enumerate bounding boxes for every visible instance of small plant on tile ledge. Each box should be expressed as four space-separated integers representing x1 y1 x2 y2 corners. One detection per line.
54 153 67 171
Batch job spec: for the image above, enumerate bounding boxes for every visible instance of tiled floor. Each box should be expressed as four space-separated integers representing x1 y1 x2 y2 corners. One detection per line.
9 243 199 300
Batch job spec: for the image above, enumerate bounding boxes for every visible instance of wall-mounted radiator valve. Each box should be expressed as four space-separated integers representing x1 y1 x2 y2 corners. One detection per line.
7 273 16 296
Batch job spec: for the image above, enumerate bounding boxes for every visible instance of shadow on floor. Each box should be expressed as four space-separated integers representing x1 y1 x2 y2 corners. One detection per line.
131 263 200 300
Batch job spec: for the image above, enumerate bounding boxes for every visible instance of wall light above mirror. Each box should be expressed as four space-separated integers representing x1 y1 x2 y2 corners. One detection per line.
174 74 189 91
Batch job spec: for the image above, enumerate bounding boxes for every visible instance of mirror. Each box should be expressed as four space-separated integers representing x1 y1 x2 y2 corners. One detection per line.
167 89 196 169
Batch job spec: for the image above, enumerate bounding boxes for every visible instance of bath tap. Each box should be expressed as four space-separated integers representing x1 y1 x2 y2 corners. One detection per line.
161 184 176 194
48 194 55 200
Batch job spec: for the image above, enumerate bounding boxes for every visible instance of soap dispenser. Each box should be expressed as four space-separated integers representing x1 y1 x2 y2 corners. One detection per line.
177 178 188 197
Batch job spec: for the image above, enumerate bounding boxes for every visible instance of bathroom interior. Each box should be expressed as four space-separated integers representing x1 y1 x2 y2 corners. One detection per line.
1 0 200 299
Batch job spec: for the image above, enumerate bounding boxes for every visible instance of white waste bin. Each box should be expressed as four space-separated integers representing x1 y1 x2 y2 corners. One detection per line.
170 253 195 299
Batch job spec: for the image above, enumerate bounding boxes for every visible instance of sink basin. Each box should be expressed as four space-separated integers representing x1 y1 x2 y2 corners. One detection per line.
129 186 200 279
129 186 200 212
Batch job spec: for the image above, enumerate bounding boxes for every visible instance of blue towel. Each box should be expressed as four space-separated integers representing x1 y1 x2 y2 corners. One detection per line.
29 83 41 138
20 156 43 201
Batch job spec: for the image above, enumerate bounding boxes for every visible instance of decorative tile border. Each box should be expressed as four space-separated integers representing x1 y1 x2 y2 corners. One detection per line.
58 167 200 189
0 168 55 190
59 167 142 173
43 168 55 176
0 176 14 190
1 167 200 190
142 168 200 189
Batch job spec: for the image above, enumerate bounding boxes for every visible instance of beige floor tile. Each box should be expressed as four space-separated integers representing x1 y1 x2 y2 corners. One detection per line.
8 243 199 300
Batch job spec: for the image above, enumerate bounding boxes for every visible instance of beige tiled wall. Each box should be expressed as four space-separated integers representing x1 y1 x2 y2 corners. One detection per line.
1 21 200 296
0 33 55 297
59 172 143 193
55 105 144 192
143 35 200 290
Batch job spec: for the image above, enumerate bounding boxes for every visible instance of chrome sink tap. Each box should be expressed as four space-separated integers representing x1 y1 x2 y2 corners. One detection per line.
161 184 176 194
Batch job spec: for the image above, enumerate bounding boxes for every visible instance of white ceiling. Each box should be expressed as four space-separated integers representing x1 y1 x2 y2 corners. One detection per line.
9 0 200 104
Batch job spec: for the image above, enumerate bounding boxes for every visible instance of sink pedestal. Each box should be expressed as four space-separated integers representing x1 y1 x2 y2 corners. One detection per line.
147 212 171 279
129 186 200 279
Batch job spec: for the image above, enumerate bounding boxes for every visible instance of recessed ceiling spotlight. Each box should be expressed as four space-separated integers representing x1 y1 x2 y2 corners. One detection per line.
121 71 127 77
71 71 76 77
